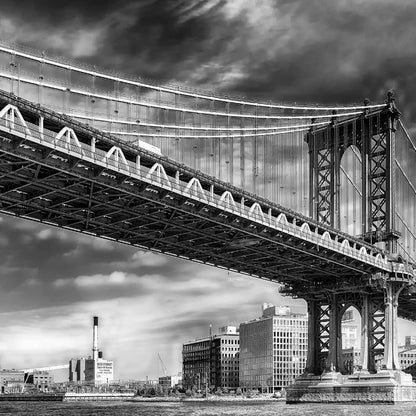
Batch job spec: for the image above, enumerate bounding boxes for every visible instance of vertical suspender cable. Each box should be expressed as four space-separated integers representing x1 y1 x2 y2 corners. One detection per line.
254 105 258 195
240 104 245 190
297 120 301 211
9 51 16 95
157 88 162 153
291 115 297 209
17 61 21 98
266 104 271 200
352 120 357 236
228 103 233 184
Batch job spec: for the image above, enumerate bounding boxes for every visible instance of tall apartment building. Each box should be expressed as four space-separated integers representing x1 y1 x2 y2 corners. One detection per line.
341 309 359 349
405 336 416 349
239 304 308 393
341 345 416 378
182 326 239 390
400 346 416 379
341 347 362 374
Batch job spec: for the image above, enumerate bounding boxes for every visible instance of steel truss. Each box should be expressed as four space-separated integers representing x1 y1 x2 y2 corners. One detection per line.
307 93 401 252
367 295 385 372
304 291 388 375
303 95 416 375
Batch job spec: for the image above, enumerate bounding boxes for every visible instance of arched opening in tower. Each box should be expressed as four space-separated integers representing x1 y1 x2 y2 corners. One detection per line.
340 144 362 236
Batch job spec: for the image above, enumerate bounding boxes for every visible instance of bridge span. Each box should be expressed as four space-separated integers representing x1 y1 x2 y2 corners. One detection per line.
0 91 412 276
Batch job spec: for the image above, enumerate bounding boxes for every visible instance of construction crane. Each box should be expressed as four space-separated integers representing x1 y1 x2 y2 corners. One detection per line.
21 371 31 393
158 353 168 377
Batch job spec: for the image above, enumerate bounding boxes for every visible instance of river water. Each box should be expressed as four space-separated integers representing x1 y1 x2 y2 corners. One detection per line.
1 401 416 416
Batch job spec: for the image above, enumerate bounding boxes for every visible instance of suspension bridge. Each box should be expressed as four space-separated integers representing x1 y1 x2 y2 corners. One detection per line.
0 42 416 402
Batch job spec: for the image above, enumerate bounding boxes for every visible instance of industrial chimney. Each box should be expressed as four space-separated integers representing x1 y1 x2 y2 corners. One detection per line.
93 316 98 362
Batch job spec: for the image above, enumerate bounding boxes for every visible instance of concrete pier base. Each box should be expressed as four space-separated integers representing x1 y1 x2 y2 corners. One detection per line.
286 371 416 403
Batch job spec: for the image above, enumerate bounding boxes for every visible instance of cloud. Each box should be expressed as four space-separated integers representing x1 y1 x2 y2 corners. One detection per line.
54 271 142 288
0 265 412 379
4 0 416 118
131 251 169 267
49 28 104 58
0 267 305 379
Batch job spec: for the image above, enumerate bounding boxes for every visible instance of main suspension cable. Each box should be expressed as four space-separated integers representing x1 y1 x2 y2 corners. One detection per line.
0 43 386 111
68 112 330 132
1 70 368 120
106 127 311 139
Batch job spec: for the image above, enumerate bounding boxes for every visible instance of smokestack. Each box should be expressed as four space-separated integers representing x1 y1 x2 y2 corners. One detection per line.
93 316 98 362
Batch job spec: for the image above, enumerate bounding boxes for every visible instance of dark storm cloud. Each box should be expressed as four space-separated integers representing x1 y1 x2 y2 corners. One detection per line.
218 0 416 120
0 216 190 282
0 215 194 311
89 0 230 81
2 0 229 80
0 0 122 24
0 213 282 314
0 216 131 282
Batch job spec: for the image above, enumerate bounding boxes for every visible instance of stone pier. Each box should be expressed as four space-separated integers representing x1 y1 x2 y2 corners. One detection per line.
286 281 416 403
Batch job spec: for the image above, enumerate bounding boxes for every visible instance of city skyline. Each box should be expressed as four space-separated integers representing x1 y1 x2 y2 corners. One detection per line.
0 0 416 380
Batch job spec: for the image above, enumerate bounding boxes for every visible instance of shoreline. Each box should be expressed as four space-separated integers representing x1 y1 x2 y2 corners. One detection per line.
0 393 285 403
128 396 285 403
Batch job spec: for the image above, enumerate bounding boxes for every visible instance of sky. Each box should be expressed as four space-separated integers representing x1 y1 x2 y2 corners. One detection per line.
0 0 416 380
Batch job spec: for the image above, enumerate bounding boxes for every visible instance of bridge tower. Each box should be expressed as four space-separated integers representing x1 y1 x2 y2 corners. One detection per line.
287 92 416 402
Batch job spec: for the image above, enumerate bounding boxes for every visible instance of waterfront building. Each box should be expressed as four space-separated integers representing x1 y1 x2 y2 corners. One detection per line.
95 356 114 385
69 356 114 385
341 347 416 377
400 346 416 380
69 357 95 383
239 304 308 393
22 365 69 384
69 317 114 385
182 326 239 391
341 347 362 374
158 373 182 389
0 369 25 394
182 338 210 390
341 309 359 349
405 336 416 349
26 370 53 391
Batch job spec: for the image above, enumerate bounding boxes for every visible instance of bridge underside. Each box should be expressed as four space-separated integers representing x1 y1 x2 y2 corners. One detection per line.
0 138 372 286
0 128 415 319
